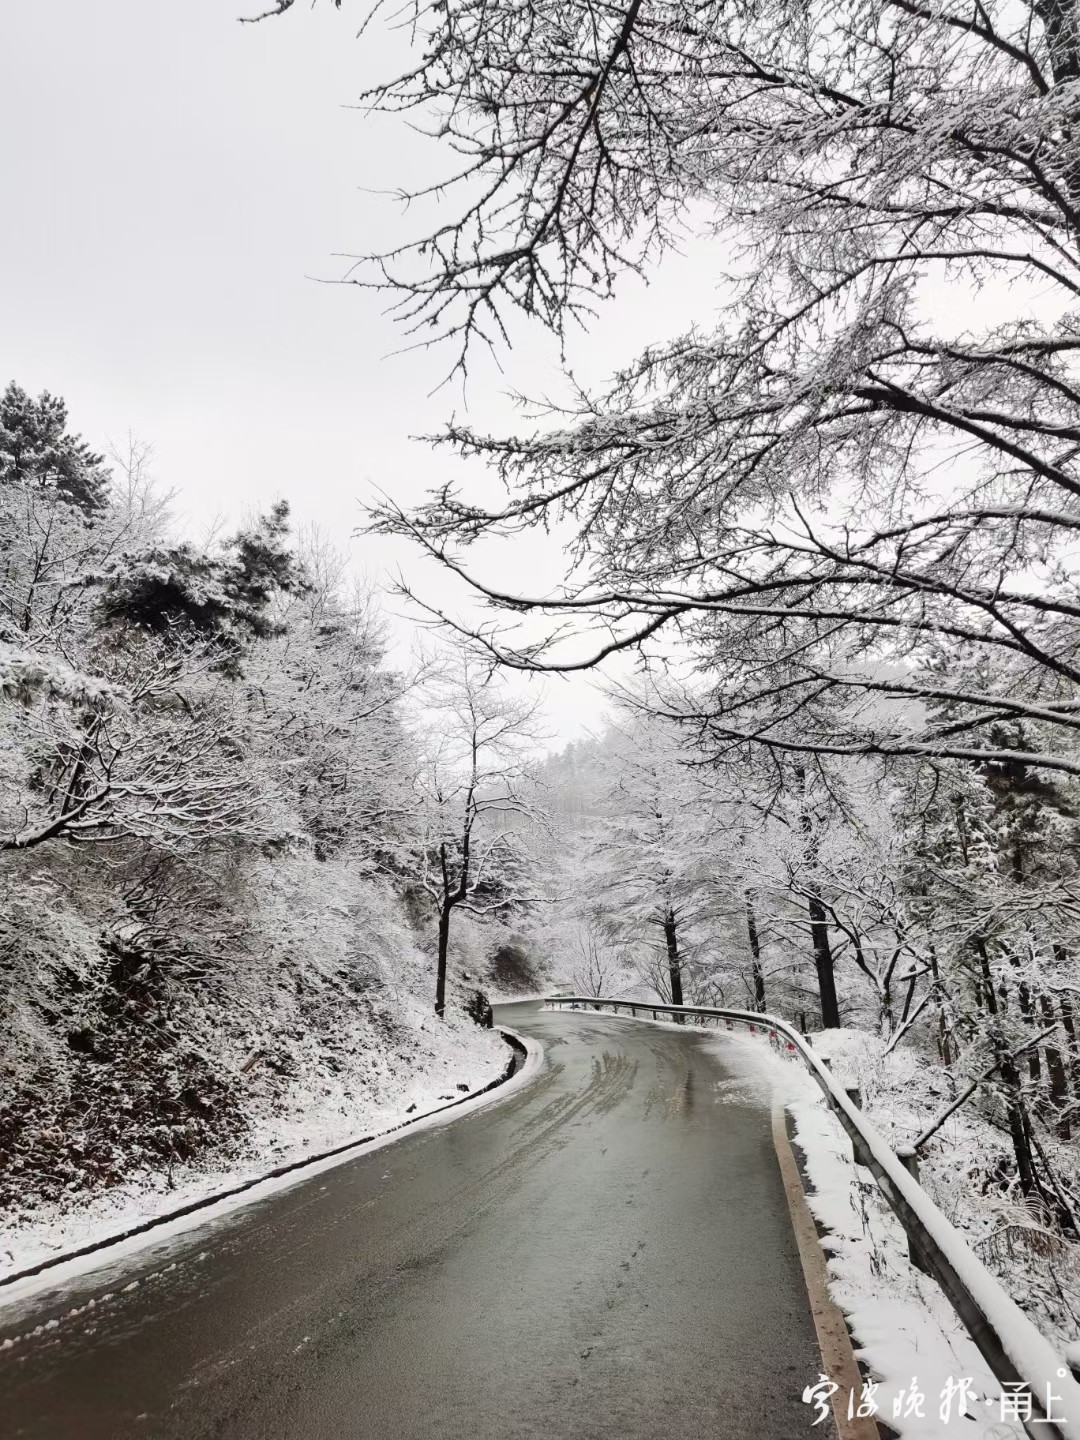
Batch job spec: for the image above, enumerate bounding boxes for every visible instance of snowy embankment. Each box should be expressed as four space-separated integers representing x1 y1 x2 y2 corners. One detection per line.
710 1027 1024 1440
1 997 507 1284
1 858 512 1284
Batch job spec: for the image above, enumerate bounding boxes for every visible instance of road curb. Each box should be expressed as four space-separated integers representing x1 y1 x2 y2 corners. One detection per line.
771 1104 879 1440
1 1027 531 1295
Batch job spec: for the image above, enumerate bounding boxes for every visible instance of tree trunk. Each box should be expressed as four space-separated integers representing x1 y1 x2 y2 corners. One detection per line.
745 893 766 1011
1054 948 1080 1101
1061 993 1080 1100
976 939 1040 1197
1007 844 1043 1090
1041 994 1071 1140
808 893 841 1030
435 905 451 1018
793 764 840 1030
663 907 684 1021
938 1010 953 1068
975 937 998 1016
1019 976 1043 1090
1000 1049 1040 1198
927 942 953 1065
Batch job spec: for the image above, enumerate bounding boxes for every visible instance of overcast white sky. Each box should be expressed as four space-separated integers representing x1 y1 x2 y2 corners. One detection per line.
2 1 725 739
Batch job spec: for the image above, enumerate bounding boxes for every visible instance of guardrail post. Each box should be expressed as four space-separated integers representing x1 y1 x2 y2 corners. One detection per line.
897 1146 919 1183
840 1088 878 1170
895 1147 931 1274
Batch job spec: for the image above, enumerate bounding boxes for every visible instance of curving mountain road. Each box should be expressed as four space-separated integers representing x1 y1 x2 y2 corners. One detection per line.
0 1002 826 1438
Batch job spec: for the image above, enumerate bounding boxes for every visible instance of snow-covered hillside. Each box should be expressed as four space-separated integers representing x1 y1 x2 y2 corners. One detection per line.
0 385 541 1274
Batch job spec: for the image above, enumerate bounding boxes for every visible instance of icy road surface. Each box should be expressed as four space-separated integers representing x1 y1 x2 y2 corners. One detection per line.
0 1002 823 1438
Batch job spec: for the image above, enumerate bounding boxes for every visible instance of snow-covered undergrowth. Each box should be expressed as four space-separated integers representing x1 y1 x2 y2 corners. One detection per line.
812 1028 1080 1357
0 852 506 1280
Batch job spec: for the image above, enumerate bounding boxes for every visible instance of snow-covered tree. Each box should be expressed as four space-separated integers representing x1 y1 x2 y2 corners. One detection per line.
299 0 1080 778
0 382 110 516
1 477 307 857
578 712 718 1008
0 383 513 1216
243 548 414 865
411 652 549 1015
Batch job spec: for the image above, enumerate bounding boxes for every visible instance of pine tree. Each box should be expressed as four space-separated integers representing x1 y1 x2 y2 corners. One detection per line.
0 382 111 515
98 502 307 673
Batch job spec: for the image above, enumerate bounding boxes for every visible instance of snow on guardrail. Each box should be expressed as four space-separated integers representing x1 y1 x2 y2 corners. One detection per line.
546 994 1080 1440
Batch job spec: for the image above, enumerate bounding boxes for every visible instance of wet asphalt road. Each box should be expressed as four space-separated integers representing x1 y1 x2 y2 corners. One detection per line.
0 1003 823 1439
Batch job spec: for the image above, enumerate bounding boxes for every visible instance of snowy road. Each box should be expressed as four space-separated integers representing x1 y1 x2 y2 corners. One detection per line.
0 1002 824 1438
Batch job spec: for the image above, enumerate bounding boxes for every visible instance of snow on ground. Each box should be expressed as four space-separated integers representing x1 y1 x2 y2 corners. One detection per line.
0 998 507 1286
704 1026 1026 1440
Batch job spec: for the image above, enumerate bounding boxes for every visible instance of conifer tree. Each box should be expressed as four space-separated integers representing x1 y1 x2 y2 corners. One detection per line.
0 382 110 515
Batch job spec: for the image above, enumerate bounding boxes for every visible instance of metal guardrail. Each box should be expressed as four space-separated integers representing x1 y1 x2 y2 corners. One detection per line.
546 995 1080 1438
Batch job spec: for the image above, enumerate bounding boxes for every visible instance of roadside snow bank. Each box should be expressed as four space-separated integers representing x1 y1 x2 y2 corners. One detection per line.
812 1026 1080 1359
706 1029 1017 1440
0 1025 539 1313
1 858 513 1282
1 994 506 1284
